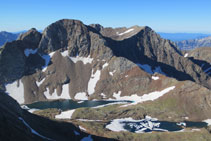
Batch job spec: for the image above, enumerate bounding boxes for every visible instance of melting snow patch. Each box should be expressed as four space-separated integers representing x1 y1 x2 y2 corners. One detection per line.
137 64 165 75
79 126 87 131
177 122 186 127
41 51 56 72
55 109 75 119
18 117 51 140
109 70 116 76
102 63 109 69
93 102 129 108
6 80 24 104
77 119 103 122
111 86 175 106
152 76 159 80
106 116 169 133
87 69 101 95
191 129 201 132
36 77 46 87
28 108 40 113
100 93 106 98
125 75 129 78
117 28 134 36
203 119 211 126
24 48 38 57
60 50 94 65
74 130 80 135
184 53 188 57
81 135 93 141
74 92 88 100
44 84 71 100
204 67 211 73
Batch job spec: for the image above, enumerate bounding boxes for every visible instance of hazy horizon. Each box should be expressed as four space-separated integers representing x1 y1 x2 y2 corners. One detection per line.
1 0 211 33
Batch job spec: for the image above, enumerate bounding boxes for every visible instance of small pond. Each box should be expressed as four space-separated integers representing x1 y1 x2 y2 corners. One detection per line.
106 116 208 133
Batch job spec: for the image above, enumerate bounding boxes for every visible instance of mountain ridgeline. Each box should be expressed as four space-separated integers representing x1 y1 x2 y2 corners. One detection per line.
0 19 211 140
0 19 210 105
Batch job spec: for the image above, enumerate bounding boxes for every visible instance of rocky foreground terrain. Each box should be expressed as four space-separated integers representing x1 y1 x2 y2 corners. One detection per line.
0 19 211 140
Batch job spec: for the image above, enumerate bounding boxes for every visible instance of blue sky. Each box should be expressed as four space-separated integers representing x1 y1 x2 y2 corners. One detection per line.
1 0 211 33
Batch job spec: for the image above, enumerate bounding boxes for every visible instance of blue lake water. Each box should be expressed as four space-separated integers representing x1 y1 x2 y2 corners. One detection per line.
26 100 131 111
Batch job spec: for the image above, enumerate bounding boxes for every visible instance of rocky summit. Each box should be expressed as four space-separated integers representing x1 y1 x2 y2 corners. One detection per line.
0 19 211 140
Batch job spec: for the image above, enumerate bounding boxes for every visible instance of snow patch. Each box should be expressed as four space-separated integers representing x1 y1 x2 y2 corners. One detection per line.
137 64 165 75
70 55 93 65
102 63 109 69
204 67 211 73
24 48 38 57
81 135 93 141
79 126 87 131
109 70 116 76
18 117 51 140
6 80 24 104
87 69 101 95
152 76 159 80
100 93 106 99
125 75 129 78
55 109 75 119
93 102 129 108
74 92 88 100
36 77 46 87
74 130 80 135
44 84 71 100
61 51 93 65
41 51 56 72
117 28 134 36
184 53 188 57
111 86 175 106
177 122 186 127
191 129 201 132
203 119 211 126
77 119 103 122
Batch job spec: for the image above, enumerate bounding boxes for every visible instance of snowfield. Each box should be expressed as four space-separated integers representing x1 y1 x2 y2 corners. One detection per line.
152 76 159 80
36 77 46 87
61 50 93 64
41 51 56 72
44 84 71 100
55 109 75 119
6 80 24 104
184 53 188 57
203 119 211 126
74 92 88 100
87 69 101 95
137 64 165 75
110 86 175 106
117 28 134 36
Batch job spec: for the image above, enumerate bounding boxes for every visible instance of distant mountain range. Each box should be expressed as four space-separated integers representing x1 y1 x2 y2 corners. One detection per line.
0 30 42 47
158 32 211 41
0 31 19 46
176 36 211 50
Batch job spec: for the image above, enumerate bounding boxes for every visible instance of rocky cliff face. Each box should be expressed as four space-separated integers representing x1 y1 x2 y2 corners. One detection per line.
0 19 210 105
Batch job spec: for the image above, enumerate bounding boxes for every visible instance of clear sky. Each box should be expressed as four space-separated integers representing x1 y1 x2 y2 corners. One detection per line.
1 0 211 33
